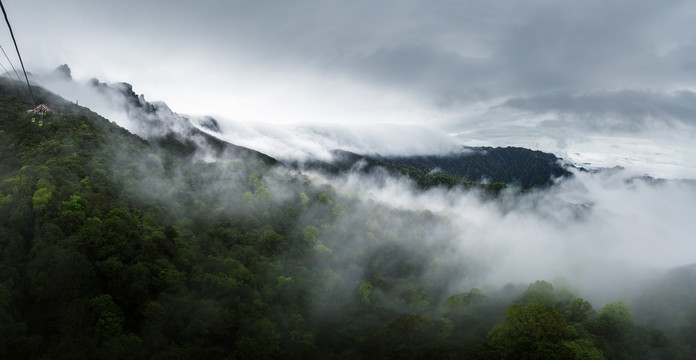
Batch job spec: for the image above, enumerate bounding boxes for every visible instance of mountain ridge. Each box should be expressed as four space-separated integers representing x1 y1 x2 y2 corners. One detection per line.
292 147 573 190
24 66 688 191
32 64 572 189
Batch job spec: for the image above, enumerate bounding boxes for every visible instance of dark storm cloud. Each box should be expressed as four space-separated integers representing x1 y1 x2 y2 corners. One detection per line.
196 0 696 103
341 44 494 103
14 0 696 104
219 0 696 107
492 1 685 92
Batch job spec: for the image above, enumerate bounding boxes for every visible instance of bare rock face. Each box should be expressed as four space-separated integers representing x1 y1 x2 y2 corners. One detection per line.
54 64 72 80
197 116 221 133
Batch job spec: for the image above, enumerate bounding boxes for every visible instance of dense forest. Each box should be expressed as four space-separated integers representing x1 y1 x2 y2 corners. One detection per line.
1 79 696 359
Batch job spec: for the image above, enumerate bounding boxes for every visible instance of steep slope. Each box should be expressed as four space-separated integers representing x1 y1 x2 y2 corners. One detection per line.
85 77 278 164
0 78 310 358
28 65 277 164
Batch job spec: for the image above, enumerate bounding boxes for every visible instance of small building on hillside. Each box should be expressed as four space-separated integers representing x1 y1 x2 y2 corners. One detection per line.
26 104 52 115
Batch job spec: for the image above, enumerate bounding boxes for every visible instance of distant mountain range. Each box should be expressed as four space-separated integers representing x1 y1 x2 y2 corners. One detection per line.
16 65 577 190
293 147 572 190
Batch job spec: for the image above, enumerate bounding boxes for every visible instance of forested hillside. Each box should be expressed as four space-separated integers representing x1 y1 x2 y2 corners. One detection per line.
1 80 695 359
295 147 571 192
381 147 572 189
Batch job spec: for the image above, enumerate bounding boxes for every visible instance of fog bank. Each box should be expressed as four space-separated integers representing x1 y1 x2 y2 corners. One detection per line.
311 166 696 304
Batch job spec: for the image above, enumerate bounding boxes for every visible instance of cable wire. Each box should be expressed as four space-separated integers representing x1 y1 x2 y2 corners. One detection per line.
0 0 35 105
0 42 21 81
0 57 16 81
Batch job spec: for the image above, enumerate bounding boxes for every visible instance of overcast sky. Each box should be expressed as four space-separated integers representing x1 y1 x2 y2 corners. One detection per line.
3 0 696 178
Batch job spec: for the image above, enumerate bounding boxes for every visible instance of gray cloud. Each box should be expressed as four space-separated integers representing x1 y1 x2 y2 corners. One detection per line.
15 0 696 102
493 1 685 92
338 44 494 104
503 90 696 133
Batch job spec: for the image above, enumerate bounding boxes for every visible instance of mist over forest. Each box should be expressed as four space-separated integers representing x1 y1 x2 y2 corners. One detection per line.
0 63 695 359
0 0 693 357
33 69 696 294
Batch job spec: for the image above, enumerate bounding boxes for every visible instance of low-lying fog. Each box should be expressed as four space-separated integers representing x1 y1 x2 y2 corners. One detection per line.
306 166 696 305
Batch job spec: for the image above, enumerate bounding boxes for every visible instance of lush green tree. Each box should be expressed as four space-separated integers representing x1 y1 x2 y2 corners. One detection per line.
258 229 285 255
591 302 634 341
587 302 640 360
32 181 54 212
488 303 578 359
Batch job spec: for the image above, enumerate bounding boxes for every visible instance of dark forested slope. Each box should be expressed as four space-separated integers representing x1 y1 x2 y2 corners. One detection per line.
383 147 571 188
295 147 571 191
